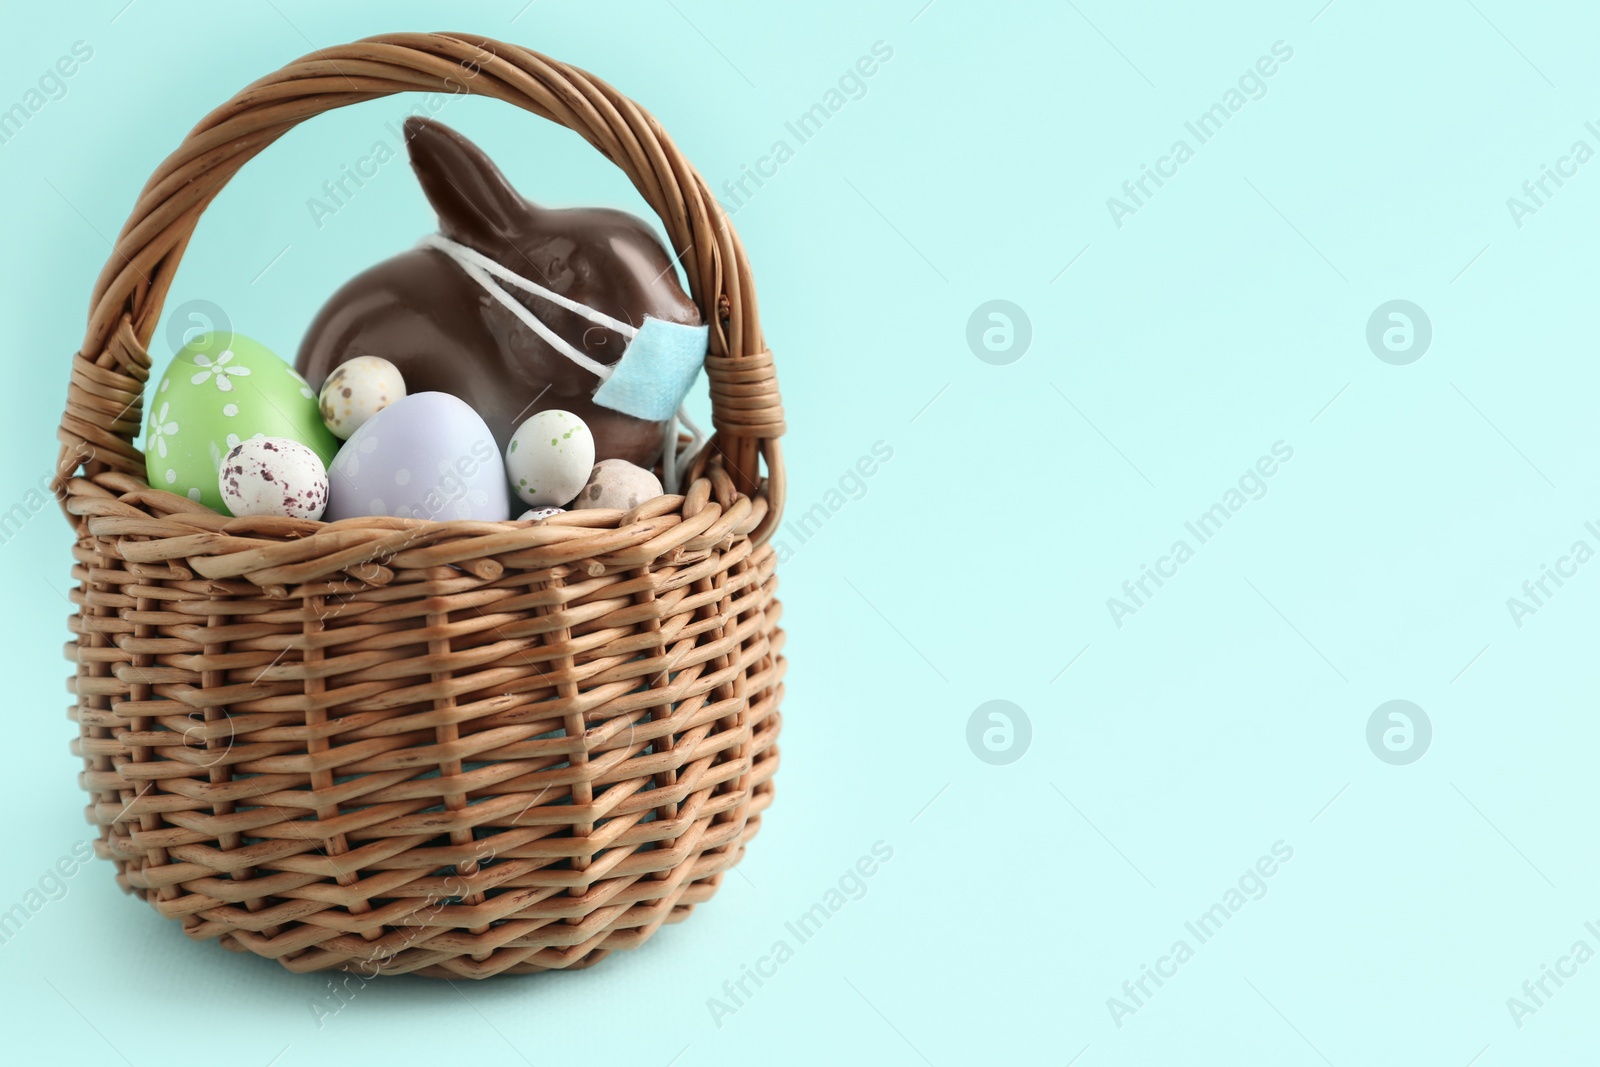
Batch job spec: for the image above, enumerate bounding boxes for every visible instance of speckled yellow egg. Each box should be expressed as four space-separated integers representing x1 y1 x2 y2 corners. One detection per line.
318 355 406 439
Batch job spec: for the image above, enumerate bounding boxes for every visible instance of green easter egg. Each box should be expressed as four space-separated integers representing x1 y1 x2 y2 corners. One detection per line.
144 332 338 514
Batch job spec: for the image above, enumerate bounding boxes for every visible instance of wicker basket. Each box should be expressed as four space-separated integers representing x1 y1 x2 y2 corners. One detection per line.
53 32 786 979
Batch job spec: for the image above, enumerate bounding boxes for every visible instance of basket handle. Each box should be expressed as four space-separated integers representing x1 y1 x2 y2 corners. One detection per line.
54 31 786 541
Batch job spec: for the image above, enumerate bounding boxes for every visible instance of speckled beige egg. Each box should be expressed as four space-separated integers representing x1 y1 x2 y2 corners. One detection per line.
319 355 406 439
573 458 664 511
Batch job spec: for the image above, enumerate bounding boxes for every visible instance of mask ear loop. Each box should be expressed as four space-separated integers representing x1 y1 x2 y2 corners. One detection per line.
423 233 704 499
422 236 618 381
664 404 706 495
422 234 639 340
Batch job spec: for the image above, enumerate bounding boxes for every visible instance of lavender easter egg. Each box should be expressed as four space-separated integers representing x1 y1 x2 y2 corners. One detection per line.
324 392 510 522
145 332 337 514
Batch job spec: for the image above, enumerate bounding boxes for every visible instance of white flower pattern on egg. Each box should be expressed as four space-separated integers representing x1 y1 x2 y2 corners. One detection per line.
148 403 179 458
189 349 252 392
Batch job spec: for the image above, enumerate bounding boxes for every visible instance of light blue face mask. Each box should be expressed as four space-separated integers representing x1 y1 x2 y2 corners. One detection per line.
421 233 709 491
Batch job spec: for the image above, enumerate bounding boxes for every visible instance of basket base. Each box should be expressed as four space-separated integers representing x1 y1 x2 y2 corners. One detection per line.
211 898 706 979
185 804 771 978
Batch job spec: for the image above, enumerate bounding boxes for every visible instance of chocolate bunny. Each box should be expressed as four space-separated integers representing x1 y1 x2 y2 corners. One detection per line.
296 117 700 469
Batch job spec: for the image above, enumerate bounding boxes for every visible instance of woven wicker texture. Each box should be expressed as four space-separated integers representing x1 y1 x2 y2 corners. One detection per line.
53 32 785 978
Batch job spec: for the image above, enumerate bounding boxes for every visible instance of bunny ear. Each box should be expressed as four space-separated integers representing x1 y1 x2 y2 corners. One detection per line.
405 117 533 245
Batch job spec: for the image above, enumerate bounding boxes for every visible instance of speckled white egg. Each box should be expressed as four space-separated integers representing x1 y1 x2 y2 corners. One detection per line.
517 506 566 521
218 436 329 520
506 410 595 506
573 458 664 511
318 356 406 439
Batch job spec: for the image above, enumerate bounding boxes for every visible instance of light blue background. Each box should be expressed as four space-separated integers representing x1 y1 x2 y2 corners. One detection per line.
2 0 1596 1063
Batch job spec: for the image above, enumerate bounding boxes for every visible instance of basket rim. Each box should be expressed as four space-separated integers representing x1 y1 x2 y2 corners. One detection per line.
64 453 768 595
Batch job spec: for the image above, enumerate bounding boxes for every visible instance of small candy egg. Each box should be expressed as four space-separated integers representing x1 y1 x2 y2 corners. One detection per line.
506 410 595 506
319 355 406 439
573 458 664 511
218 436 329 520
517 506 565 521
